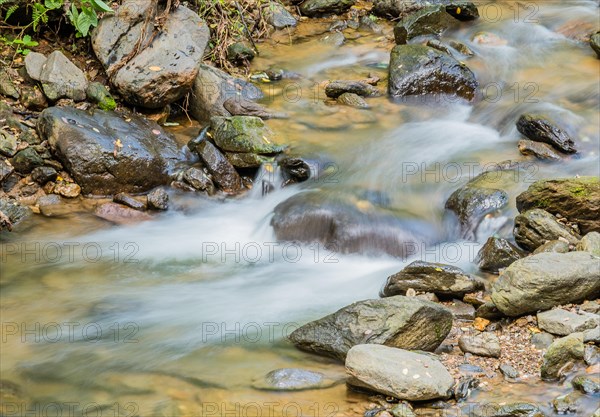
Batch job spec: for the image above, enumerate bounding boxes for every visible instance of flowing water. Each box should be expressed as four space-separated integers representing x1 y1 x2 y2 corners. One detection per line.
1 1 599 415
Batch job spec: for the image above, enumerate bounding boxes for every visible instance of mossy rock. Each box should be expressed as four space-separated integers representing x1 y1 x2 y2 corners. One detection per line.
210 116 286 154
516 177 600 234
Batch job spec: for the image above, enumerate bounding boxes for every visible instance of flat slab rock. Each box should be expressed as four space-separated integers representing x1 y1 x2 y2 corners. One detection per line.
537 309 599 336
288 295 452 361
345 344 454 401
37 106 185 195
381 260 483 298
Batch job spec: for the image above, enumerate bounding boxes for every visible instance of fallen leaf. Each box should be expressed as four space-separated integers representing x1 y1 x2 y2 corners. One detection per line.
149 66 162 72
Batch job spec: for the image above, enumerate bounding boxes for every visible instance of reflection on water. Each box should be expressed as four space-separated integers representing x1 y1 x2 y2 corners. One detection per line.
1 1 599 415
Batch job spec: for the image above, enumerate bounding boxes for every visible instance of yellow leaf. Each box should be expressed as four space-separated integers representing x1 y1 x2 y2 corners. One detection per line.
56 176 63 182
206 131 213 138
457 7 461 14
149 66 162 72
435 267 443 272
114 139 123 148
264 164 273 173
262 135 271 143
528 326 541 334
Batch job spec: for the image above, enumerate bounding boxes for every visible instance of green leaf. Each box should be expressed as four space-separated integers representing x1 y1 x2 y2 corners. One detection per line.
67 3 79 25
75 7 97 37
32 3 47 31
21 35 39 48
90 0 113 13
5 4 18 21
44 0 63 10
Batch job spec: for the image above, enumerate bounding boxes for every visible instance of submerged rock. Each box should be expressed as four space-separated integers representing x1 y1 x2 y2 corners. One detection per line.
516 114 577 154
337 92 369 108
252 368 337 391
516 177 600 234
572 374 600 394
491 251 600 317
324 80 380 98
190 64 263 123
345 344 454 401
472 403 546 417
289 295 452 361
541 332 584 380
513 208 581 251
388 44 477 101
381 261 482 298
299 0 355 17
37 106 184 195
271 191 437 258
475 237 525 273
95 202 152 224
92 1 209 108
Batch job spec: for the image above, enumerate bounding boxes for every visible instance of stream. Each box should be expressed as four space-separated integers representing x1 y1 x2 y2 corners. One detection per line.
1 1 599 416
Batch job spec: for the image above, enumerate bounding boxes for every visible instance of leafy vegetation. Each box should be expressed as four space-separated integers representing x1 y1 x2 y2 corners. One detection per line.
1 0 114 56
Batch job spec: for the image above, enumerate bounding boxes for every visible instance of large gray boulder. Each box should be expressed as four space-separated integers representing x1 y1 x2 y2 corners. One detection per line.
381 261 483 298
92 1 209 108
271 191 437 258
491 251 600 317
388 44 477 101
345 344 454 401
289 296 453 361
39 51 88 101
516 177 600 235
513 208 581 251
190 64 264 123
37 107 185 195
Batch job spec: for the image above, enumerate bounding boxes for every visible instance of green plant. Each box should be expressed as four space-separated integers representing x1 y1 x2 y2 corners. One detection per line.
1 0 114 38
2 34 39 55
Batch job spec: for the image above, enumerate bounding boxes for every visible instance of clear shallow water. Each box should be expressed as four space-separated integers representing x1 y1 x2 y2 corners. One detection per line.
1 1 599 415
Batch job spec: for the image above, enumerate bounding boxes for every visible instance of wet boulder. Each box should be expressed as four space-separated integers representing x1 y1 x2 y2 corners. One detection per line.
491 251 600 317
188 132 242 193
299 0 356 17
252 368 337 391
445 2 479 21
475 237 525 273
591 32 600 58
37 106 185 195
289 296 452 361
393 6 455 44
445 169 515 240
516 114 577 154
190 64 264 123
381 261 483 298
388 44 477 101
516 177 600 234
0 197 31 231
345 345 454 401
210 116 286 154
271 191 437 258
92 1 209 108
513 208 581 251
